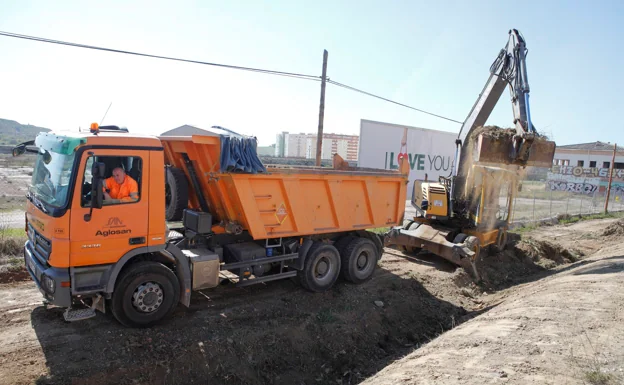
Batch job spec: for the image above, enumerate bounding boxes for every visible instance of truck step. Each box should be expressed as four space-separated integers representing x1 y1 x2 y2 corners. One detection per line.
63 307 97 322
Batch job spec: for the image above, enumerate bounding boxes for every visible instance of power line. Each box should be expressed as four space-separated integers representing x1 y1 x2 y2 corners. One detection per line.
327 80 463 124
0 30 321 81
0 30 463 124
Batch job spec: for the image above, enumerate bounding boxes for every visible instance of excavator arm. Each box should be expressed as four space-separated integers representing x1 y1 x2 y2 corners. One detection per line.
454 29 556 173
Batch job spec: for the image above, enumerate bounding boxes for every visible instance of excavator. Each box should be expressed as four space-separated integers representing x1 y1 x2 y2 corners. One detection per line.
384 29 556 280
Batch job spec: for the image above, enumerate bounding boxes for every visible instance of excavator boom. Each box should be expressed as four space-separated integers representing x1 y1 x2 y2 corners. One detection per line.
455 29 556 170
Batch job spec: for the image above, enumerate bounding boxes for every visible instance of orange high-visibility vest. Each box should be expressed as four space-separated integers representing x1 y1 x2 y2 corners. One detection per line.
104 175 139 201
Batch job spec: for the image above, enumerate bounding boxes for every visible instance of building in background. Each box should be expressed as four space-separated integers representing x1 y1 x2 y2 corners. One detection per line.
275 132 359 161
553 142 624 169
548 141 624 195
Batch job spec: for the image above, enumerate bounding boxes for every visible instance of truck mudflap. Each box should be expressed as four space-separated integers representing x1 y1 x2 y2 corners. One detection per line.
384 224 480 279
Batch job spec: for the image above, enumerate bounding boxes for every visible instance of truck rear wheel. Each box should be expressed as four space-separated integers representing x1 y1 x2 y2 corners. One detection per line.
165 166 189 221
298 243 341 293
111 261 180 328
341 237 378 284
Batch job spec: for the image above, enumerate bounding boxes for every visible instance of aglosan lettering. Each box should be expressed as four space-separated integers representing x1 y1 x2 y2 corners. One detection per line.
95 229 132 237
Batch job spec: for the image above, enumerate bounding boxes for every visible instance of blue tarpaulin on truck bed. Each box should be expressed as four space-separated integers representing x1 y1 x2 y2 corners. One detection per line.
218 127 267 174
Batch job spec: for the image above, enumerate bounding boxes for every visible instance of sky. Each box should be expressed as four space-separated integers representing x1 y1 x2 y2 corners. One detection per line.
0 0 622 147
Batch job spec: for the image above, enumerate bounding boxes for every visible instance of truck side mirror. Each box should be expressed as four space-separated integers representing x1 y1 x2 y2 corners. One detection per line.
85 162 106 221
12 145 26 157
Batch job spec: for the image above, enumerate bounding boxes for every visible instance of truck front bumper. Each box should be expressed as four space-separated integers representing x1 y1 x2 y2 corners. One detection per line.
24 241 71 308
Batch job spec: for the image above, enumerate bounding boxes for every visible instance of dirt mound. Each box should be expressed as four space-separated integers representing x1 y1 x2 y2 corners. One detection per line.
459 238 582 290
516 238 579 266
473 125 516 139
602 219 624 237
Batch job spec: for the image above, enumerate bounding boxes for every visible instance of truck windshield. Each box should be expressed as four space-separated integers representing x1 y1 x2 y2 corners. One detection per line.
29 134 85 210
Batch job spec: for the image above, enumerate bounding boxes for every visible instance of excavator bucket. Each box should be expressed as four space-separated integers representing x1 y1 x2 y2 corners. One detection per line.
474 133 556 168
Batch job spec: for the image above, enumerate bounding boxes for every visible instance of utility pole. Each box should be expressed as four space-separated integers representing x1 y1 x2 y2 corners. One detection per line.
316 50 328 167
604 143 617 214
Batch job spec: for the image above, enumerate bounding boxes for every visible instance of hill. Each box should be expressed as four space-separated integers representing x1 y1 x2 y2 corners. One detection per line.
0 118 50 145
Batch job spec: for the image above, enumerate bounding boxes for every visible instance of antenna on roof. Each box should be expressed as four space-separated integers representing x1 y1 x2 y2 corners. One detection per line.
100 102 113 125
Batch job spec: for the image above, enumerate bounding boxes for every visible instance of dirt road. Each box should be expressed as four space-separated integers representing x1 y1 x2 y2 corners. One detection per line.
0 218 622 385
364 249 624 384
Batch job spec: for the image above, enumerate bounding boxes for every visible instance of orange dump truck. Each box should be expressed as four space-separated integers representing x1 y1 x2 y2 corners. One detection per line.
15 125 407 327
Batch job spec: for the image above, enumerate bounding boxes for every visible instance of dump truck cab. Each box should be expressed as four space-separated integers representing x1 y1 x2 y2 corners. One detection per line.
22 127 169 317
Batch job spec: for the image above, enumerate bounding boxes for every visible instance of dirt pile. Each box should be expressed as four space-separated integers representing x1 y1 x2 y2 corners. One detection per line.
472 125 516 140
516 238 579 266
452 238 581 291
602 219 624 238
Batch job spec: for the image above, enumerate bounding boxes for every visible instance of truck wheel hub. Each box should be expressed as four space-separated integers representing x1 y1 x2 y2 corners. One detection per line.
316 259 329 277
132 282 164 313
357 252 368 269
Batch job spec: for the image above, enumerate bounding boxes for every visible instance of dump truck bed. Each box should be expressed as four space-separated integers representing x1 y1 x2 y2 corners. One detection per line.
161 134 407 239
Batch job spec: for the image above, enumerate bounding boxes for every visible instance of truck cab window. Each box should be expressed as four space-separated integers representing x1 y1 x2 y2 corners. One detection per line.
81 156 142 207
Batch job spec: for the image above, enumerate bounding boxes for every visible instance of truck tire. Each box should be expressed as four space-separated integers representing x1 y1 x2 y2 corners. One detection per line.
165 167 188 221
340 237 378 284
333 234 355 257
298 242 341 293
111 261 180 328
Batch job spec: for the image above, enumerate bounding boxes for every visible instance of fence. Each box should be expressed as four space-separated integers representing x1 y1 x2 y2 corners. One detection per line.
510 181 624 224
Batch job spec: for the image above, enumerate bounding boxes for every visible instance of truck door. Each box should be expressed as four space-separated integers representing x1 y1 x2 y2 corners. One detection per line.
70 150 150 267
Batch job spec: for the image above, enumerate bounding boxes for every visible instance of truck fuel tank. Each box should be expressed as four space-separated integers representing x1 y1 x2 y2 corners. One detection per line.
183 248 220 290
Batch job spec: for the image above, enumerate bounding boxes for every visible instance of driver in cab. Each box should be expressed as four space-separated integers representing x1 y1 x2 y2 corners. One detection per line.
103 167 139 204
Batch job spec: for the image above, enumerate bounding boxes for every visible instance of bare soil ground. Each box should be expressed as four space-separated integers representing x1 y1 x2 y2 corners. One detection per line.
0 153 32 213
364 222 624 385
0 217 621 384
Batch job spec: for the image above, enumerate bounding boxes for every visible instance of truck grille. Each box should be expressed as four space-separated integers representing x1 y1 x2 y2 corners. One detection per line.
27 223 51 266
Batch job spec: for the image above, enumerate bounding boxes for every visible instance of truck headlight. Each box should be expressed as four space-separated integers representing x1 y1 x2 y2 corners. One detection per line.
42 274 56 294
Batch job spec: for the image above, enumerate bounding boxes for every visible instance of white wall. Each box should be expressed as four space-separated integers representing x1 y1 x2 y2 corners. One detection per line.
358 119 457 197
554 151 624 168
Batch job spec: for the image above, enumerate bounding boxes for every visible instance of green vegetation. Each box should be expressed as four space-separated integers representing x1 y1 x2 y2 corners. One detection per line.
0 224 26 256
368 227 390 234
0 118 50 145
584 370 616 385
512 211 624 234
559 211 624 225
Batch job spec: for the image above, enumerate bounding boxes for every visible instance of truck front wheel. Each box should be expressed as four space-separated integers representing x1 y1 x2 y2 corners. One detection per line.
111 261 180 328
298 243 341 293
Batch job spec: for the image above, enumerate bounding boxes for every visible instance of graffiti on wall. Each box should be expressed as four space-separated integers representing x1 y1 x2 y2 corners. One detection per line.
547 180 599 194
547 167 624 196
546 174 600 195
551 165 624 180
